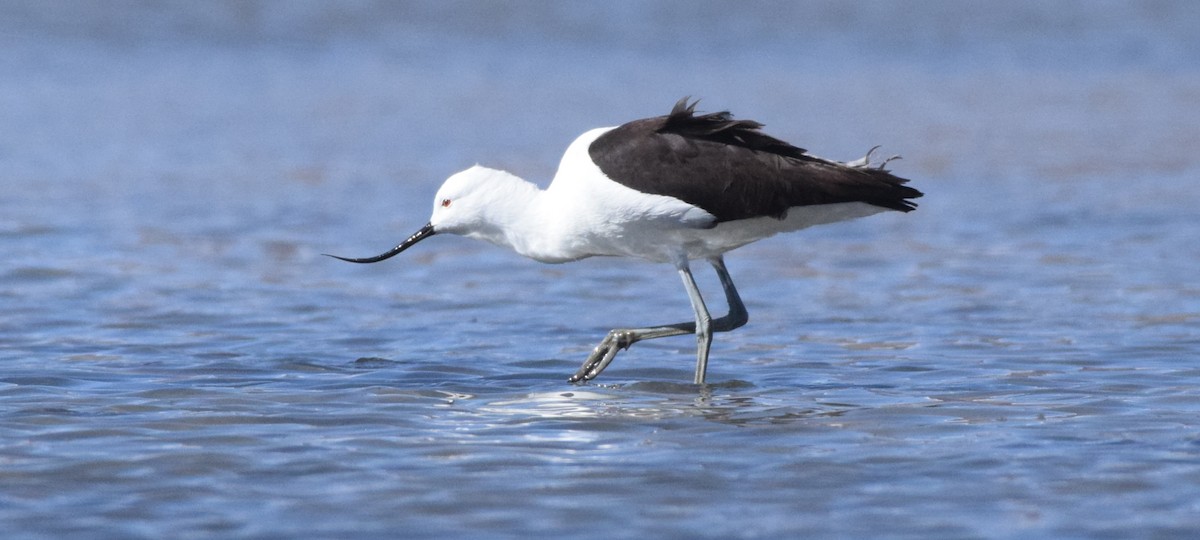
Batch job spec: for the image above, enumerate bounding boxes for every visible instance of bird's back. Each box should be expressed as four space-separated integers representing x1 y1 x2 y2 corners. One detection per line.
588 98 922 223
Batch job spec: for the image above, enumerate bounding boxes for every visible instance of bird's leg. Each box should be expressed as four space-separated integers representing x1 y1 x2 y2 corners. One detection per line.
568 257 750 384
569 264 701 383
687 256 751 383
680 262 715 384
708 256 748 333
569 323 693 383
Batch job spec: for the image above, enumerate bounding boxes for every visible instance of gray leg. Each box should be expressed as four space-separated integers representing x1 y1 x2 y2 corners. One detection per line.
709 256 749 333
690 256 750 382
569 256 749 384
679 263 714 384
569 263 698 383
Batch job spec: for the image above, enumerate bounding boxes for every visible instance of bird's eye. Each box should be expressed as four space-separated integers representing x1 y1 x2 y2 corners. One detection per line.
440 199 452 208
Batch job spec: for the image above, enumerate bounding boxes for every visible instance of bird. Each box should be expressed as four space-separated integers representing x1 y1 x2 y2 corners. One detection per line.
328 97 922 384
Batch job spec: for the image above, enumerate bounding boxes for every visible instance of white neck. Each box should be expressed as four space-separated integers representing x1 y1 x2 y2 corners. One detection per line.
456 172 583 263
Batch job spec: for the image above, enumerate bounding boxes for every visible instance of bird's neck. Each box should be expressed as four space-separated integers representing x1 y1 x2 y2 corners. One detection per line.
460 174 566 262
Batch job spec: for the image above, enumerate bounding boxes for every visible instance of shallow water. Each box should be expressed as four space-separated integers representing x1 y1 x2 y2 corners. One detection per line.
3 1 1200 538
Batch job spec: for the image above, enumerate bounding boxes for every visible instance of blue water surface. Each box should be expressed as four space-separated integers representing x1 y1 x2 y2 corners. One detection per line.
2 1 1200 538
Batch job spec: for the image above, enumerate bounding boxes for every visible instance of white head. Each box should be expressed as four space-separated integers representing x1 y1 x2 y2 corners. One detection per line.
325 165 535 264
428 165 529 236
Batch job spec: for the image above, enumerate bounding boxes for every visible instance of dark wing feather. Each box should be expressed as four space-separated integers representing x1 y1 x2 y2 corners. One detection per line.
589 98 922 223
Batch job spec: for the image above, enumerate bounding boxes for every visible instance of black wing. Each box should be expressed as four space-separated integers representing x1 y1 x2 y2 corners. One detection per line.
588 98 922 223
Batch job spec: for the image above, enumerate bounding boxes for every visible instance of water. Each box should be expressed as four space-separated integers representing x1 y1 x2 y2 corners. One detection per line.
3 1 1200 538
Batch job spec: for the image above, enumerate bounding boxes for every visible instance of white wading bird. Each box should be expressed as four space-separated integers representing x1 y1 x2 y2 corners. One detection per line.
330 98 922 384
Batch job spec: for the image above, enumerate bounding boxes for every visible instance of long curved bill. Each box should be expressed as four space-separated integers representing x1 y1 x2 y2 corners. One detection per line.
325 222 436 264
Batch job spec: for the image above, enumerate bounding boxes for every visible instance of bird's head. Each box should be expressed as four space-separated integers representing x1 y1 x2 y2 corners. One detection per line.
427 165 514 236
325 165 527 264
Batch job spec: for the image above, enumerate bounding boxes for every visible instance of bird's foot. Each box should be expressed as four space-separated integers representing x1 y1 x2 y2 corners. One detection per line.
569 330 635 383
845 145 902 171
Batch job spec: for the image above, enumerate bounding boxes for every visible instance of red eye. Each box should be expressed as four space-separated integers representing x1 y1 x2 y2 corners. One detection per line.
441 199 452 208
